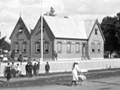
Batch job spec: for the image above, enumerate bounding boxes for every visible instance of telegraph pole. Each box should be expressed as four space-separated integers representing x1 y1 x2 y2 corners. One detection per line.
40 0 43 63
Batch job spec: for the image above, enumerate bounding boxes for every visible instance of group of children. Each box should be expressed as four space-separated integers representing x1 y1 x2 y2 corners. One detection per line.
4 62 21 82
4 61 51 82
25 61 40 77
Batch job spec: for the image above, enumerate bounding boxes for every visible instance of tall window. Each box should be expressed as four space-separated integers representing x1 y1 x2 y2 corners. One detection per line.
95 29 98 35
91 43 95 53
67 42 71 53
15 42 19 53
44 41 49 53
19 27 23 34
76 43 80 53
57 42 62 53
97 43 101 53
35 41 40 53
22 42 27 53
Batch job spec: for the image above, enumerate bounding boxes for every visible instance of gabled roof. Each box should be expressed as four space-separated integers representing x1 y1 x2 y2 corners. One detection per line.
84 20 96 38
44 16 98 40
31 16 41 37
44 16 87 39
9 17 31 40
87 19 105 41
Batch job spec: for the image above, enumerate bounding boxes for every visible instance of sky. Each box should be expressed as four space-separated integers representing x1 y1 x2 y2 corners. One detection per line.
0 0 120 42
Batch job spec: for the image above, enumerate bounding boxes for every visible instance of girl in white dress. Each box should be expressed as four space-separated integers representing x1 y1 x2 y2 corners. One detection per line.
71 62 80 86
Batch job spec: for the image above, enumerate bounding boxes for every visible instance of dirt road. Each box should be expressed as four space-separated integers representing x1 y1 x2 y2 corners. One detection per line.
1 76 120 90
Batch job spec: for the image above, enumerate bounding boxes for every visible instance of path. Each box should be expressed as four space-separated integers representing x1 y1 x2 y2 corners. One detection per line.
1 76 120 90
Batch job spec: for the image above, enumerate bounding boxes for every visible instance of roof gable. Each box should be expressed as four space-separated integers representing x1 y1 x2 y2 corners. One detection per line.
88 19 105 41
84 20 96 38
9 17 30 40
31 16 41 37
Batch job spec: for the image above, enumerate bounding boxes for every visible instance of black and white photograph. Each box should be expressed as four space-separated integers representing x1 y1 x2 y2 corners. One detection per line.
0 0 120 90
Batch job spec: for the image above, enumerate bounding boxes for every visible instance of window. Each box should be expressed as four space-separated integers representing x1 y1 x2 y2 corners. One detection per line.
76 43 80 53
44 41 49 53
15 42 19 53
91 43 95 53
95 29 98 35
57 42 62 53
35 41 40 53
82 43 86 54
67 42 71 53
19 27 23 34
97 43 101 53
22 42 27 53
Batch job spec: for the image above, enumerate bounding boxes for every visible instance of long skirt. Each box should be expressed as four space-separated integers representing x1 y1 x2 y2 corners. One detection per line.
6 73 11 81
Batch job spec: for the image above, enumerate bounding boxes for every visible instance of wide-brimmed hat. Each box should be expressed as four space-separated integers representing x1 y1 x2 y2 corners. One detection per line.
74 61 79 64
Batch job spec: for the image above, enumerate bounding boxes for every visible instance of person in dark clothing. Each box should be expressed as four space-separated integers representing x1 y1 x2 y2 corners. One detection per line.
10 62 16 77
11 49 15 60
45 62 50 75
54 50 58 61
4 63 11 82
25 62 29 76
18 54 23 62
28 62 33 77
36 62 40 75
33 63 37 75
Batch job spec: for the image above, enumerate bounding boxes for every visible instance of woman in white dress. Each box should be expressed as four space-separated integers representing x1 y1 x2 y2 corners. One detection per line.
71 62 80 86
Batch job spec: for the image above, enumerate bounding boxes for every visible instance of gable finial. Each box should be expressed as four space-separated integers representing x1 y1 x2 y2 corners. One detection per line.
19 11 21 18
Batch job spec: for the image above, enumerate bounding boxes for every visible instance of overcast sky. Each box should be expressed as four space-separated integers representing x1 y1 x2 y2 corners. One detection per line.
0 0 120 42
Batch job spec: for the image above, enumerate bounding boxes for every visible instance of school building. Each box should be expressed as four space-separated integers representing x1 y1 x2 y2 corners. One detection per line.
9 16 105 61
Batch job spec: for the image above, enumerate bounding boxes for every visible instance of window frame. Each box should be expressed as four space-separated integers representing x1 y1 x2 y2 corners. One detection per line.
35 41 40 53
57 42 62 53
97 43 101 53
95 29 98 35
43 41 49 54
15 42 19 53
76 43 80 53
22 42 27 53
91 43 95 53
67 42 71 53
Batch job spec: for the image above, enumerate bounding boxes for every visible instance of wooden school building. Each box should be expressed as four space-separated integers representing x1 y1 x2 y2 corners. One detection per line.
9 16 105 61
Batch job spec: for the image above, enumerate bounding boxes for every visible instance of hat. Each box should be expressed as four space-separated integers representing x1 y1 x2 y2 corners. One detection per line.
74 61 79 64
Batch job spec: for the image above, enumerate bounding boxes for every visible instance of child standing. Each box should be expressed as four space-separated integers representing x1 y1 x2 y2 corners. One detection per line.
45 62 50 75
4 63 11 82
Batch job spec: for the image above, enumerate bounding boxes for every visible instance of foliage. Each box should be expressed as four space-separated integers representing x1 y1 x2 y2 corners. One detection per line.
44 7 57 16
101 12 120 55
0 36 11 51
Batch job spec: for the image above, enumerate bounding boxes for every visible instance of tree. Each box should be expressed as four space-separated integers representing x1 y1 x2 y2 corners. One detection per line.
101 13 120 55
44 7 57 16
0 36 11 51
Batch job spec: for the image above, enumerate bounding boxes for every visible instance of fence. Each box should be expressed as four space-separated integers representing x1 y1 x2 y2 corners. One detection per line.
0 58 120 77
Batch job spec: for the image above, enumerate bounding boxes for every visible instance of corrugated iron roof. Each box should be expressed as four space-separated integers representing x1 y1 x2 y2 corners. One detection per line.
84 20 96 38
44 16 96 39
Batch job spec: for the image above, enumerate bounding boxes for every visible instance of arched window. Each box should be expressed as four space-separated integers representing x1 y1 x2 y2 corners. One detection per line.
35 41 40 53
22 42 27 53
76 43 80 53
97 43 101 53
57 42 62 53
67 42 71 53
91 43 95 53
14 42 19 53
44 41 49 54
95 29 98 35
